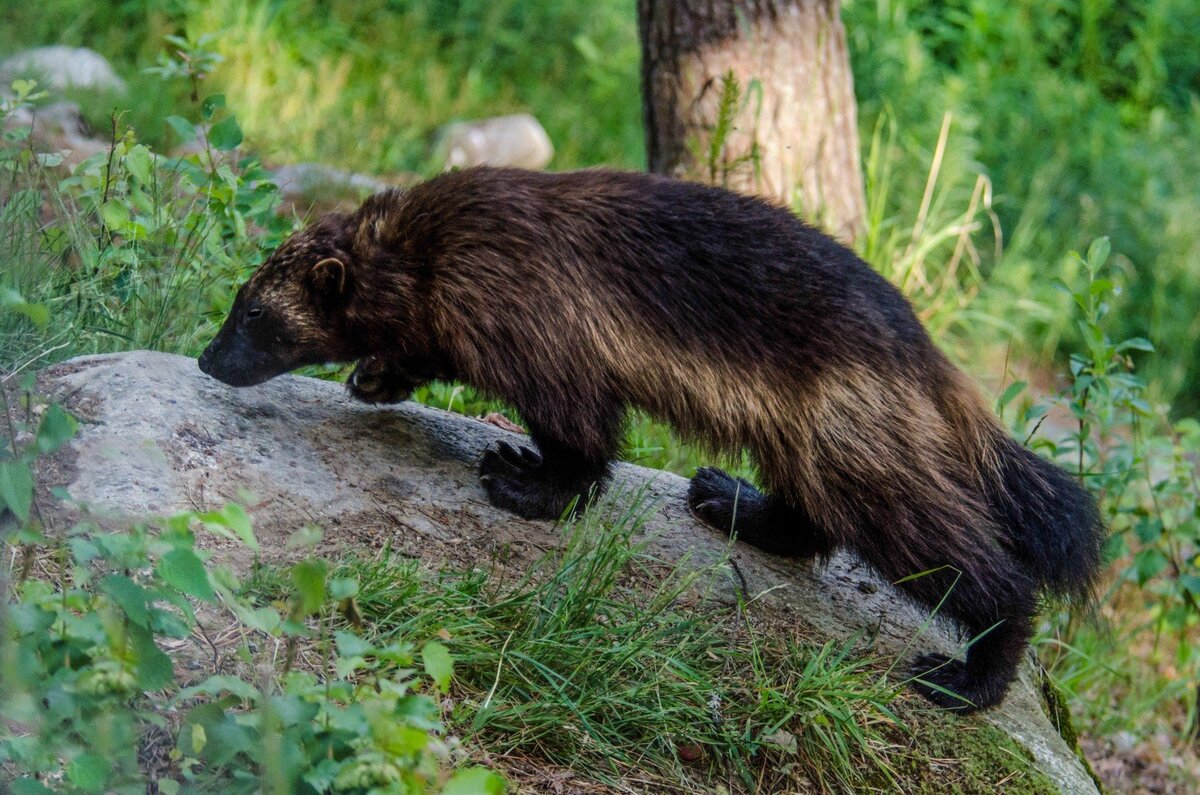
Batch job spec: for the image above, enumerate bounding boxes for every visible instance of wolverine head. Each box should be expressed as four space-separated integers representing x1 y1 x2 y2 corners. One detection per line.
199 214 362 387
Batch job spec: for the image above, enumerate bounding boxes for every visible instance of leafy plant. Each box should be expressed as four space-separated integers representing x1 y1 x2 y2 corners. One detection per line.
0 75 291 376
1008 239 1200 738
1 491 501 793
0 350 502 792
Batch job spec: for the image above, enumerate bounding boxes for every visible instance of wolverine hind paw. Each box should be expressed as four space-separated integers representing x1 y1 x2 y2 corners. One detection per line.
687 467 765 533
908 653 980 713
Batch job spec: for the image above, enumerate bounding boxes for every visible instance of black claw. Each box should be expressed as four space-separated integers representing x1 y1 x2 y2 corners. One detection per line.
492 441 543 471
908 653 977 712
497 441 522 465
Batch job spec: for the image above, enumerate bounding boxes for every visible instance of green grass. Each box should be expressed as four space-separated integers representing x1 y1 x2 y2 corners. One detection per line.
845 0 1200 411
242 489 1059 793
244 490 905 792
0 1 642 172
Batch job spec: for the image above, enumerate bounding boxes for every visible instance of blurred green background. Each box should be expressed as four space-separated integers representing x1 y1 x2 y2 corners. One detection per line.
3 0 1196 411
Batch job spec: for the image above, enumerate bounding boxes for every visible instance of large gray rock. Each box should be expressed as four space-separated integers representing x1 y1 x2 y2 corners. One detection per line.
35 351 1097 794
439 113 554 170
0 46 127 93
266 162 393 212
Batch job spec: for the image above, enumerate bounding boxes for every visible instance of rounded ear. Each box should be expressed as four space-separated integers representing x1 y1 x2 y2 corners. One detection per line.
309 257 348 297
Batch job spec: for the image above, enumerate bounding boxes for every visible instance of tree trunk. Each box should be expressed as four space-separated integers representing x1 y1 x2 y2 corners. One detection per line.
638 0 866 244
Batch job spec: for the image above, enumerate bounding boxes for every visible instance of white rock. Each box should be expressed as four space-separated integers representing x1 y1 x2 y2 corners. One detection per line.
1 46 127 93
440 113 554 171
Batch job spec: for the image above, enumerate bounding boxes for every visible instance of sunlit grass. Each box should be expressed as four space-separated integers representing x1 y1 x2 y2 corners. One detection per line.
244 490 905 793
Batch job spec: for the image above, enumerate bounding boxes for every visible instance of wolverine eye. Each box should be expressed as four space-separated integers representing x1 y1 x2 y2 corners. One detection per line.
246 307 263 320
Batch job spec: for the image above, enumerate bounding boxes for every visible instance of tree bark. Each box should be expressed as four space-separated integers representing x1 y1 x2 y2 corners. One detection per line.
638 0 866 244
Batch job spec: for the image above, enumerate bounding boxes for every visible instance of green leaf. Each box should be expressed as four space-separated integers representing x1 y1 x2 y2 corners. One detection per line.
1085 237 1111 273
292 558 327 616
422 640 454 693
199 503 258 549
335 630 374 657
101 574 150 627
67 753 111 792
125 144 154 184
329 577 359 600
35 404 77 454
11 778 54 795
208 116 243 151
0 287 49 327
1132 548 1168 585
175 674 261 704
166 115 196 142
220 502 256 547
996 380 1027 411
286 524 322 549
1115 337 1155 353
130 621 175 690
158 547 215 601
244 605 282 634
441 767 506 795
200 93 226 120
0 460 33 523
100 200 130 232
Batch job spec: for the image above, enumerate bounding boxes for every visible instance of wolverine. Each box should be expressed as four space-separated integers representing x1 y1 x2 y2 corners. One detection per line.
199 167 1103 713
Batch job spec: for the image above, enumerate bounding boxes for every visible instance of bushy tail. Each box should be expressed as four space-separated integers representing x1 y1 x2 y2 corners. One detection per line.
988 434 1105 602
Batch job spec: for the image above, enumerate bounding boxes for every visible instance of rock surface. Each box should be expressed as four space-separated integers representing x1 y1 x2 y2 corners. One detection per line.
36 351 1097 794
439 113 554 170
0 46 127 93
267 162 393 206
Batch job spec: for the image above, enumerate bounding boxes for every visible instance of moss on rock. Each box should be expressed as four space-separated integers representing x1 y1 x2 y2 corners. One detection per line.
879 708 1060 794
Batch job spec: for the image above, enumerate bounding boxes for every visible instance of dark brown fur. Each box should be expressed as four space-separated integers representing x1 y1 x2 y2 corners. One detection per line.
199 167 1104 712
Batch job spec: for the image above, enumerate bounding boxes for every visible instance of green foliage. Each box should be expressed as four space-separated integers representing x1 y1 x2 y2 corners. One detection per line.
990 241 1200 738
0 398 500 793
0 75 291 376
1022 241 1199 635
845 0 1200 410
128 0 641 174
701 71 762 189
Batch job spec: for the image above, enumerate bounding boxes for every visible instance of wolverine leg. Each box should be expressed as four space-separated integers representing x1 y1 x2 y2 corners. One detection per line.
905 561 1037 713
909 605 1034 713
478 438 611 520
478 397 621 521
688 467 832 558
346 356 425 404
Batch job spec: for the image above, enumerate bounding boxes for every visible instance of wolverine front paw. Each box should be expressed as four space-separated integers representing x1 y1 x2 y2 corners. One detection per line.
479 441 578 521
347 357 417 404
